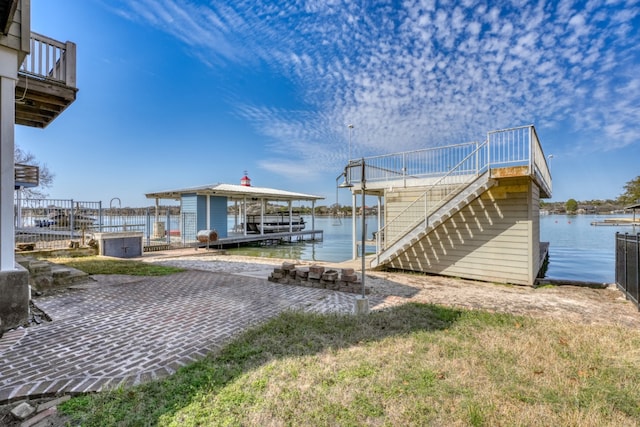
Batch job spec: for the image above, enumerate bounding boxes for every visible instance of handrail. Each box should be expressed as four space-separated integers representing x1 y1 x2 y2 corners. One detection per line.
347 141 481 185
375 142 487 253
19 32 77 88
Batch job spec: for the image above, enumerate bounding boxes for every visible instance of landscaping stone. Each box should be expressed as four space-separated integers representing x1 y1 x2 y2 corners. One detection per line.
36 395 70 412
11 401 35 420
321 270 339 281
20 407 57 427
341 274 358 282
281 262 296 271
308 265 325 280
266 264 369 295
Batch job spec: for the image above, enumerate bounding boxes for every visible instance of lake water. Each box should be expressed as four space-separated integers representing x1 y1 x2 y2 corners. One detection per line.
226 214 639 284
540 214 638 283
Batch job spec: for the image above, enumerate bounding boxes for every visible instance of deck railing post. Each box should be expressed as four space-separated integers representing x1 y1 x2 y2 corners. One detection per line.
64 41 77 87
475 141 479 175
402 152 406 187
486 132 491 171
529 126 534 176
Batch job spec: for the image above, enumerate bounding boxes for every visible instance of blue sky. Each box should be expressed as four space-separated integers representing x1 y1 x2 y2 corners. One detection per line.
16 0 640 207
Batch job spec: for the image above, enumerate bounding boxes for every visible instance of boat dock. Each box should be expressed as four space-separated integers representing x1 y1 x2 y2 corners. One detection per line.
591 219 640 226
198 229 323 249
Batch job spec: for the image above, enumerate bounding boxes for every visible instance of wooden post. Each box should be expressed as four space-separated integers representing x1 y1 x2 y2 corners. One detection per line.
64 41 76 88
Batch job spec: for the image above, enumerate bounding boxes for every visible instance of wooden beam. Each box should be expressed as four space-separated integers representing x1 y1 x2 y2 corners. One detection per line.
14 74 77 128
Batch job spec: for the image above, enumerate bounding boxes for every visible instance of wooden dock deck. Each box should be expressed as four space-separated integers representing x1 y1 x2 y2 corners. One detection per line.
202 229 324 249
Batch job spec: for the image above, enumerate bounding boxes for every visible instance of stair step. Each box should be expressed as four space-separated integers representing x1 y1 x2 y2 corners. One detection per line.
51 266 70 276
51 265 90 287
27 261 52 275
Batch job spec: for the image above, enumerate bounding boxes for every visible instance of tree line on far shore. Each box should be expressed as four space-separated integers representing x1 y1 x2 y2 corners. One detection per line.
544 175 640 214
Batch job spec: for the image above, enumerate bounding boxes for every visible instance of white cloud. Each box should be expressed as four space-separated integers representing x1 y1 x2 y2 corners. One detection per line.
109 0 639 180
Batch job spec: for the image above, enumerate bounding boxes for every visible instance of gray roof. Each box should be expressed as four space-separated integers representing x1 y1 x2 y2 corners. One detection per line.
145 183 324 202
625 203 640 210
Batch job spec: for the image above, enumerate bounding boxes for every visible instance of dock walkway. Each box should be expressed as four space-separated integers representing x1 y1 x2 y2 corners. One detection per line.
200 229 323 248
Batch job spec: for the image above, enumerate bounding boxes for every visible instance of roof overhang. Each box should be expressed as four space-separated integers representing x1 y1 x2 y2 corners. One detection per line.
145 183 324 203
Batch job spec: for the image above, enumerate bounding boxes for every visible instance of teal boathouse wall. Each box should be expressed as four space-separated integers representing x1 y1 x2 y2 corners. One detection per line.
181 194 228 239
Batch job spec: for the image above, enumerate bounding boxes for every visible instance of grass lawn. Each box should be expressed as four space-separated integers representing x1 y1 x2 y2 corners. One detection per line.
47 256 184 276
60 303 640 426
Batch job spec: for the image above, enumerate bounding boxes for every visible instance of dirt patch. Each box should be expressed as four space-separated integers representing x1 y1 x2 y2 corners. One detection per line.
365 270 640 328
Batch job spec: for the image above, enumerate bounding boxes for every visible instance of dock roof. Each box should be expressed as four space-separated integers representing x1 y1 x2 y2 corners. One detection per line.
145 183 324 202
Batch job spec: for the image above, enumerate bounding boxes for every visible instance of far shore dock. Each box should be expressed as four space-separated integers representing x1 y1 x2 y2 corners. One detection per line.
591 218 640 226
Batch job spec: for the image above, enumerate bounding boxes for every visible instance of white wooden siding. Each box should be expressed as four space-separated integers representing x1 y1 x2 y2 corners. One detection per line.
387 177 537 285
0 0 29 58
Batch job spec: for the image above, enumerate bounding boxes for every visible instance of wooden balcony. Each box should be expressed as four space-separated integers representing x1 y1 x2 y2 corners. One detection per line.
15 32 78 128
14 163 38 189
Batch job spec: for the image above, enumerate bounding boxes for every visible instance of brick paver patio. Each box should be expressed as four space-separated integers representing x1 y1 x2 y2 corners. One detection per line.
0 270 385 404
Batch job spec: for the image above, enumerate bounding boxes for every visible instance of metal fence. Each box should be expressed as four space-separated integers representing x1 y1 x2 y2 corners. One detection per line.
14 197 197 251
616 232 640 309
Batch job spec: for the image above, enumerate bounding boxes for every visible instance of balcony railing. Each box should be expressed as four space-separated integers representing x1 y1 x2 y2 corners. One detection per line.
345 125 552 197
19 32 76 87
14 163 39 188
15 32 78 128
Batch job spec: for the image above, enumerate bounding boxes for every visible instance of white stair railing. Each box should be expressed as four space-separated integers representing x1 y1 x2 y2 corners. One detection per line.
376 141 488 254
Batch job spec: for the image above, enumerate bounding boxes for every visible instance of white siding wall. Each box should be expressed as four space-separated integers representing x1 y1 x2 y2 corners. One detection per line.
387 177 537 285
0 0 29 58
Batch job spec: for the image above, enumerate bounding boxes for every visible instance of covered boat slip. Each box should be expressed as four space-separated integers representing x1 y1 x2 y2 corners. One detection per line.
145 182 324 248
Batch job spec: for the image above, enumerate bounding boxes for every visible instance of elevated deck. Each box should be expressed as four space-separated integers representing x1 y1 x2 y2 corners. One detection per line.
340 125 552 286
344 126 551 199
16 32 77 128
